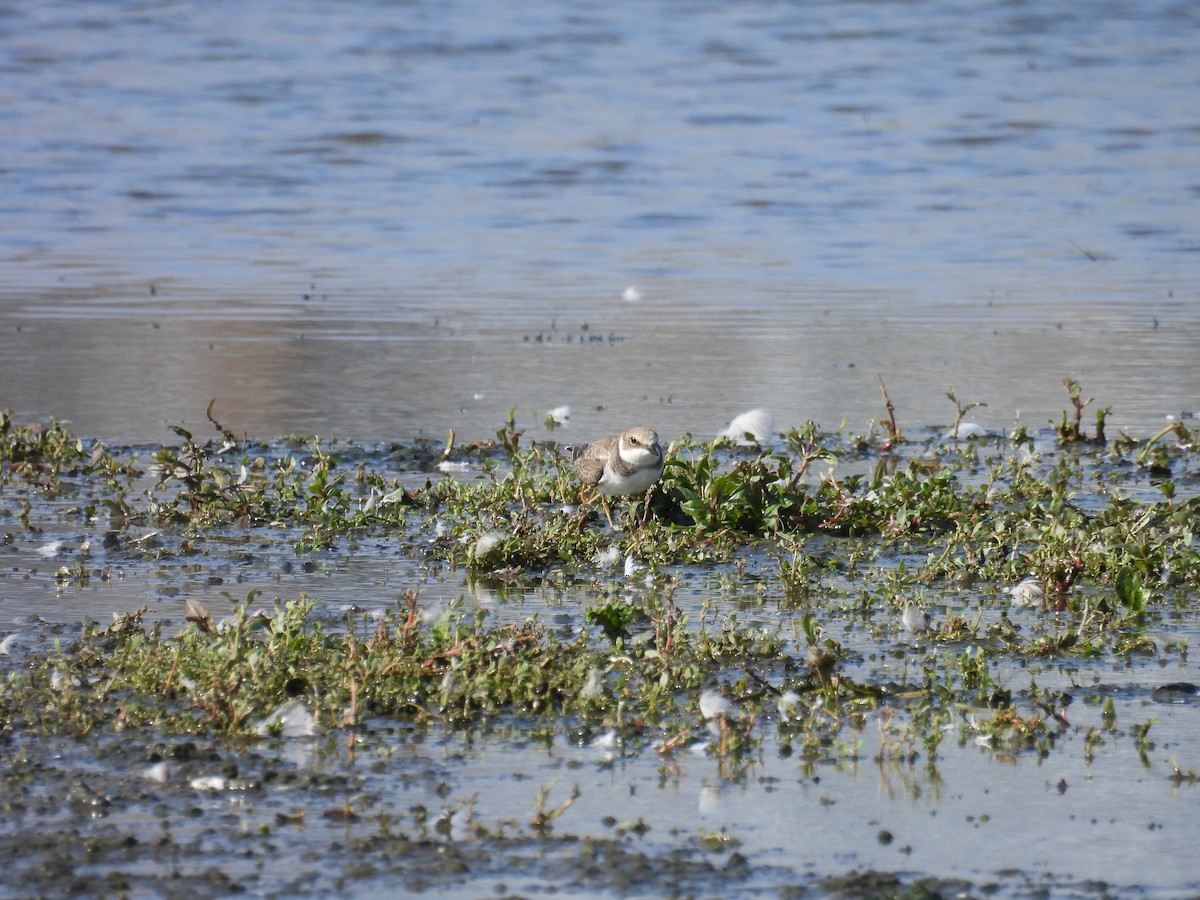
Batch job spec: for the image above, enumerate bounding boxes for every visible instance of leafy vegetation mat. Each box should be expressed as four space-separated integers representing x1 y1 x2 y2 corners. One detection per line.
2 392 1199 896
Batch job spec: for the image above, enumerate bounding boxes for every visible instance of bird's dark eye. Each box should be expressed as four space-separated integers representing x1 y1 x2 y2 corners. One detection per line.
630 438 640 446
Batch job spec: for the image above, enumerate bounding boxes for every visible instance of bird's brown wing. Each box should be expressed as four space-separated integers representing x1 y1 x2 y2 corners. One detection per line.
573 454 606 487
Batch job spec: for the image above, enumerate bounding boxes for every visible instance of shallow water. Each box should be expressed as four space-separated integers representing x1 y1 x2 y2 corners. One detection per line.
9 710 1200 900
1 0 1198 442
5 620 1200 898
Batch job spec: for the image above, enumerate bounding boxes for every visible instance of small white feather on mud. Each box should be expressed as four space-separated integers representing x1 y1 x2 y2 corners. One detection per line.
720 408 775 444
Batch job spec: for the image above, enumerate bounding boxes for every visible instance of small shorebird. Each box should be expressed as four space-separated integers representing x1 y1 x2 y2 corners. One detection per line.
570 426 665 527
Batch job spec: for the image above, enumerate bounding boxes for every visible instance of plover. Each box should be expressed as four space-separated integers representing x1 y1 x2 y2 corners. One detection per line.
570 426 665 527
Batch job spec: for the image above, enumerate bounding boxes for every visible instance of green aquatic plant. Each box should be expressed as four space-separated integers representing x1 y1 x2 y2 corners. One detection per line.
2 587 799 742
0 411 91 476
585 599 640 646
1055 377 1108 445
661 444 810 535
4 399 1200 786
10 403 1198 598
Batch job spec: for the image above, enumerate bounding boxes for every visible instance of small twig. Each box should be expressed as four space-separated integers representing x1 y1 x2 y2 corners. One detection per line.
743 666 782 696
946 388 986 440
658 728 693 753
1066 378 1092 429
531 781 581 831
878 376 902 449
656 599 675 656
347 677 358 763
1068 241 1099 262
403 700 444 721
205 399 238 444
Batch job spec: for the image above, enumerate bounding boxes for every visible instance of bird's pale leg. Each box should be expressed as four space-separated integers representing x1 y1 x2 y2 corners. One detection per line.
579 484 618 529
601 495 618 530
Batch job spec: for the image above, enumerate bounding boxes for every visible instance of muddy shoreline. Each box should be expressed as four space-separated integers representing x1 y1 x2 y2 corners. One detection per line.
3 414 1200 897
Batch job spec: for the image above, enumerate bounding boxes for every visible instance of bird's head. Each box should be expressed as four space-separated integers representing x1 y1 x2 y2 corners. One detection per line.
620 426 663 465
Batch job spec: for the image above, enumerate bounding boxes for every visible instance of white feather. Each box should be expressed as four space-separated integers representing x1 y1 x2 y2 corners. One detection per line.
720 409 775 444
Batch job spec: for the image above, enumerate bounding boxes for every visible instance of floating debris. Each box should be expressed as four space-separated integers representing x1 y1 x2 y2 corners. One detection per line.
720 408 775 444
142 761 171 783
593 546 621 569
1009 576 1046 607
777 691 802 721
0 633 33 655
255 699 316 738
589 729 619 750
1151 683 1199 704
945 422 989 439
580 667 604 699
902 604 931 634
699 690 735 721
189 775 230 792
472 530 507 560
184 598 213 632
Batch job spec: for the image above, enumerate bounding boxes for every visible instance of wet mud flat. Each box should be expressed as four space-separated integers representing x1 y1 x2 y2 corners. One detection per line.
3 407 1200 898
0 729 1157 900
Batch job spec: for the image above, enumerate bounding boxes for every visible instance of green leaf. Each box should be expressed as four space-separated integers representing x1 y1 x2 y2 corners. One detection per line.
584 601 638 645
1115 567 1146 612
